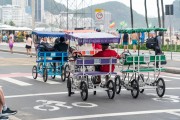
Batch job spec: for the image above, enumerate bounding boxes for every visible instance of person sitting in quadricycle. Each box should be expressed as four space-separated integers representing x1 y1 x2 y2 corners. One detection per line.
93 43 121 72
93 43 122 84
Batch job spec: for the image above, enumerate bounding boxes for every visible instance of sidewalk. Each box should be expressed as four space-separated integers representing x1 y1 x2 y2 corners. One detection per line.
0 42 36 55
0 42 180 74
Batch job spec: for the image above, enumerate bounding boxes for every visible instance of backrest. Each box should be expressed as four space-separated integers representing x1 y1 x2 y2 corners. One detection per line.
75 57 117 66
38 52 68 58
123 55 166 65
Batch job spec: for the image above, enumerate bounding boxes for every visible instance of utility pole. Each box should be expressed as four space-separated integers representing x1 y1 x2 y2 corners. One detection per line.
32 0 35 30
67 0 69 30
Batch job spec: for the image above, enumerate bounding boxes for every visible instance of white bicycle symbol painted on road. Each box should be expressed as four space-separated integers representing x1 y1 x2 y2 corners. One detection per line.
147 93 180 103
34 100 98 111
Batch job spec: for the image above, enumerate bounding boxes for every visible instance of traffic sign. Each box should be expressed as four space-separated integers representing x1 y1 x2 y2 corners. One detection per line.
95 9 105 25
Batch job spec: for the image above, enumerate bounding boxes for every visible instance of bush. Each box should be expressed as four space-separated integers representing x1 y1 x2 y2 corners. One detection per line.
16 35 24 42
115 44 180 52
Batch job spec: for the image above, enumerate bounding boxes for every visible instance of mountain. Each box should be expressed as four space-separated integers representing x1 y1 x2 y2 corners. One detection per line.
44 0 71 14
77 1 158 28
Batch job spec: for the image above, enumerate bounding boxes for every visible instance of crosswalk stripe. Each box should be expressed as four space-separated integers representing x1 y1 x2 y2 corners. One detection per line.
25 76 61 84
0 78 32 86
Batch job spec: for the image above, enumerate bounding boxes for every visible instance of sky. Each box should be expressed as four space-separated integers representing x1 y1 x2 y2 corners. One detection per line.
55 0 176 17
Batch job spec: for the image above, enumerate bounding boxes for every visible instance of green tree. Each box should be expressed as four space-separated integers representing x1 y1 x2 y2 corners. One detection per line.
9 21 15 26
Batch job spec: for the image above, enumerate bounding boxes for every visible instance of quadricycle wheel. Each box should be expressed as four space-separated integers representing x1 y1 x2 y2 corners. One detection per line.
50 63 56 79
64 64 70 79
137 74 145 93
61 66 66 82
156 78 165 97
43 67 48 82
107 80 115 99
115 75 121 94
32 65 38 79
131 79 139 99
67 77 72 97
80 81 88 101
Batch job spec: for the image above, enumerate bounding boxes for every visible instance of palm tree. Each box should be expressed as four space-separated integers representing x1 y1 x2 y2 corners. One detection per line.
157 0 161 27
130 0 134 28
144 0 149 28
161 0 165 45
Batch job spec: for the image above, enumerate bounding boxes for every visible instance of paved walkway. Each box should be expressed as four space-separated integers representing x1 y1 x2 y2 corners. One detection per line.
0 42 180 74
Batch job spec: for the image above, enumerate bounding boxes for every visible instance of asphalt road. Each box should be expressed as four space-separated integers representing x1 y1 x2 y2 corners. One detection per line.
0 52 180 120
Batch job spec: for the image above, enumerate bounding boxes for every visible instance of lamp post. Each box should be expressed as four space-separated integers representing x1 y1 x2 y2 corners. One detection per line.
67 0 68 30
165 4 173 60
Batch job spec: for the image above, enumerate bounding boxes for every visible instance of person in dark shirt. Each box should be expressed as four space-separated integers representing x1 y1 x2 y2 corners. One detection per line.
54 37 68 52
53 37 68 62
122 32 129 52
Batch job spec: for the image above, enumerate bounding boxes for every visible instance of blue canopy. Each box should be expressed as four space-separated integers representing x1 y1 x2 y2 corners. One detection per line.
32 31 65 37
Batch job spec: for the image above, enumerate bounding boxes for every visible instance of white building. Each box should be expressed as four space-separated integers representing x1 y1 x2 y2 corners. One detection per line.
0 5 32 27
0 6 2 22
104 11 112 31
12 0 26 8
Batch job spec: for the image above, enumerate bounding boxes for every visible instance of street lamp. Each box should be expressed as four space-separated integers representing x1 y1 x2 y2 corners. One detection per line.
165 4 173 60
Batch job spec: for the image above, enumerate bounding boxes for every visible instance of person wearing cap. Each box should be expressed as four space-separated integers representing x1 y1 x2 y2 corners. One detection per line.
93 43 121 72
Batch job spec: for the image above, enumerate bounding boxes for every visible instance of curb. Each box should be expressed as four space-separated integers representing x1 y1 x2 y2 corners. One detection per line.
0 49 36 56
165 68 180 74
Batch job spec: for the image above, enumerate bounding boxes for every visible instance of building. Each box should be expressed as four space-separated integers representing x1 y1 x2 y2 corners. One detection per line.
26 0 44 22
12 0 26 8
0 6 2 22
174 0 180 18
0 5 32 27
104 11 112 31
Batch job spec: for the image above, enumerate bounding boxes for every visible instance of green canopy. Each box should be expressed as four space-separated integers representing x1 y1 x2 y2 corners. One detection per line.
116 28 167 34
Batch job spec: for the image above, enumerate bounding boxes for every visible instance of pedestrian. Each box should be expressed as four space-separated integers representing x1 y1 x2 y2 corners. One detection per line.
122 32 129 52
25 34 33 57
8 36 14 54
131 32 138 52
156 31 163 51
2 34 8 43
0 87 17 119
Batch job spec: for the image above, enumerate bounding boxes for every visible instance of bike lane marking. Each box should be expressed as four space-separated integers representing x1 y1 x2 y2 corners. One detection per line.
39 109 180 120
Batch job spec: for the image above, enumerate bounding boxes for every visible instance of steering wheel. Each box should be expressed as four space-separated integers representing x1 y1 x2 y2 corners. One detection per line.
120 51 131 65
69 46 77 54
72 51 82 59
